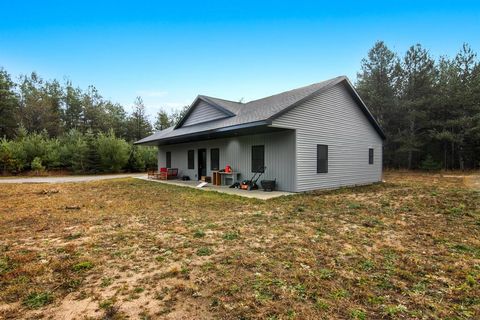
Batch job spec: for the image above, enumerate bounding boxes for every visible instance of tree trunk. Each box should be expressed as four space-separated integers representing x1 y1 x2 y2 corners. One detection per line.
443 142 447 171
408 150 412 170
451 141 455 170
408 119 415 170
459 146 464 171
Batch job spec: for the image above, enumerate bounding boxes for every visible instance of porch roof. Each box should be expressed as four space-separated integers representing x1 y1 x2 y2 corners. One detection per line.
135 120 290 146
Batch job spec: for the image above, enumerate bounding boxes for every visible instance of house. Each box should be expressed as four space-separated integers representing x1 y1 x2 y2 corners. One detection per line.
135 76 385 192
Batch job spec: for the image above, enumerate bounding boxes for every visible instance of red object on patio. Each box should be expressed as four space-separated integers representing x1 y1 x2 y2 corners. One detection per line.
148 167 178 180
158 167 178 180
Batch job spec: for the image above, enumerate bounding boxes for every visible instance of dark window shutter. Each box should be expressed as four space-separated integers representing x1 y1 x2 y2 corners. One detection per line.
317 145 328 173
188 150 194 169
166 151 171 168
210 148 220 170
251 145 265 173
369 148 374 165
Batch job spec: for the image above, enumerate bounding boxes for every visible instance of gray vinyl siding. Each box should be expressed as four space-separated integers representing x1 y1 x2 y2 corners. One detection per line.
182 101 229 127
157 130 296 191
272 83 383 192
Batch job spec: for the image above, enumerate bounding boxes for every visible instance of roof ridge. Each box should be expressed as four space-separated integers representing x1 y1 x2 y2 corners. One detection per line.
245 76 346 105
199 95 244 104
198 76 347 106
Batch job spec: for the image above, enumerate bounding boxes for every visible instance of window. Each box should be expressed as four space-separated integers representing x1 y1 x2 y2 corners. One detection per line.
166 151 171 168
188 150 194 169
251 145 265 172
317 145 328 173
369 148 374 165
210 148 219 170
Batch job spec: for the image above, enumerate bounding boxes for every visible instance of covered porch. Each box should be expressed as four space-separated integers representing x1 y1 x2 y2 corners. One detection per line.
154 129 297 192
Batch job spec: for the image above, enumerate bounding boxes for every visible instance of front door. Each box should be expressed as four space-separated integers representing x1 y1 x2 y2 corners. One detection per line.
198 149 206 179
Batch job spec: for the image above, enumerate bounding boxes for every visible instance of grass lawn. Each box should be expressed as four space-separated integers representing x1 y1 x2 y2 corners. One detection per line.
0 172 479 319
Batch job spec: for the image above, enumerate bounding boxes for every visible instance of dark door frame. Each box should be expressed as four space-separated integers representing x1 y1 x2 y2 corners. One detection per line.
198 148 207 179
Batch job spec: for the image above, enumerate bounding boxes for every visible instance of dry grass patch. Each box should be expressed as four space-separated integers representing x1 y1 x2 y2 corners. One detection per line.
0 172 479 319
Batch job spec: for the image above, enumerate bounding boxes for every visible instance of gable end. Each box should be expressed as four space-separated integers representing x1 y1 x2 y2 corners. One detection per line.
268 77 385 139
176 97 235 128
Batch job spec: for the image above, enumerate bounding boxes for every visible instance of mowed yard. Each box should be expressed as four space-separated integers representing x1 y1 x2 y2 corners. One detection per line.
0 173 479 319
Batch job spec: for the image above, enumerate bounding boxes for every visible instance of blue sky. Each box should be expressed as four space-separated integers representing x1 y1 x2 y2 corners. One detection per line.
1 1 479 119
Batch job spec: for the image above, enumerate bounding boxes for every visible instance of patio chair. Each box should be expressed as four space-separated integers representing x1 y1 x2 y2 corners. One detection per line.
159 168 179 180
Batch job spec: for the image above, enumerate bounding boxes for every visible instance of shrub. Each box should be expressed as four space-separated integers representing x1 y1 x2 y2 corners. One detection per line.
20 131 49 167
0 139 15 174
0 138 27 173
127 145 157 172
96 130 130 172
43 138 62 169
142 146 158 169
127 145 146 172
59 129 88 172
31 157 44 173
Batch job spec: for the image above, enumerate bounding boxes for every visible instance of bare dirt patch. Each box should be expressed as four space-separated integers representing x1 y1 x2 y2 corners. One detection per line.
465 174 480 191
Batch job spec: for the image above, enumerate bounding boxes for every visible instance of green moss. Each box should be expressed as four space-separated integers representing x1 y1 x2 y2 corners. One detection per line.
72 261 94 272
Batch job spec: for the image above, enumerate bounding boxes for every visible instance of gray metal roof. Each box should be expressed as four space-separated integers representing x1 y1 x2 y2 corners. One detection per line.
135 76 385 145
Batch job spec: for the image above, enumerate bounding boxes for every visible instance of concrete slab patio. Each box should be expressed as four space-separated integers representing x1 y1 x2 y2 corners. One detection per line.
137 177 294 200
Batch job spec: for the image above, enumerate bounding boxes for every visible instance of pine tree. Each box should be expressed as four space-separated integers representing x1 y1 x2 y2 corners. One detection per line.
430 57 458 169
104 102 128 138
396 44 436 169
127 97 152 141
63 82 83 131
154 108 171 131
84 130 100 173
18 73 64 137
356 41 400 167
81 85 108 133
452 44 478 169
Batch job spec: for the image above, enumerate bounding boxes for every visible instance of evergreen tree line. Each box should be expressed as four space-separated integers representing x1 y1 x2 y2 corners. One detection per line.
0 69 189 174
357 42 480 170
